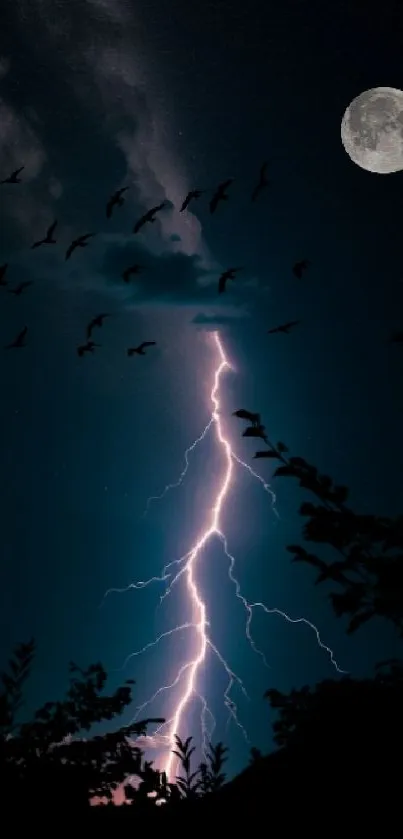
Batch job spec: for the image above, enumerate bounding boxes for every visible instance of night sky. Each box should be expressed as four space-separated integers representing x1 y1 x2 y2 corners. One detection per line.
1 0 403 783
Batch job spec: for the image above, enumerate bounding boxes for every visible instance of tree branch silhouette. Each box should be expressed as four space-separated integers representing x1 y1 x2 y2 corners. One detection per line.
0 640 164 807
236 414 403 635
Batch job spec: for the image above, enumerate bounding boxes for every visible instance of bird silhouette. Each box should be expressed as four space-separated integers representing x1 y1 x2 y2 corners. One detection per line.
77 340 101 357
4 326 28 349
210 179 234 214
133 202 167 234
293 259 310 279
122 264 143 283
1 166 24 185
391 331 403 344
86 313 110 340
0 263 8 287
268 320 300 335
218 266 243 294
251 162 269 202
31 220 58 249
127 341 156 356
106 186 129 219
242 424 267 441
232 409 261 427
180 190 204 212
65 233 95 260
8 281 33 296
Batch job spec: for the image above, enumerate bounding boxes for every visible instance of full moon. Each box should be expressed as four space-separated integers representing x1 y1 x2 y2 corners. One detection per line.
341 87 403 174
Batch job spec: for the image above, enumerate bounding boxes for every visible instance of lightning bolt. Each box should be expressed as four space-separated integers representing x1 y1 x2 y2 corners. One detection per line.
104 331 344 783
141 418 214 519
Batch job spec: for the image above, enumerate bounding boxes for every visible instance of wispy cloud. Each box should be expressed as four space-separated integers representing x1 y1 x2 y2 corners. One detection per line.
86 45 214 267
12 0 217 270
0 56 10 80
0 99 45 178
84 0 130 23
0 0 262 313
0 98 51 241
48 177 63 199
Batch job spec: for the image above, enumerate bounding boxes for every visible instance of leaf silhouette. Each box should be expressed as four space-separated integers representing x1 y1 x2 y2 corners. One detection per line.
242 426 264 438
331 485 349 505
254 450 280 459
286 545 328 573
299 501 318 516
347 610 376 634
289 456 308 468
273 465 298 477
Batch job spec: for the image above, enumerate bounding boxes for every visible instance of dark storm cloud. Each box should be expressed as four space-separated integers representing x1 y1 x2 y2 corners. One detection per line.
191 312 247 329
101 239 217 305
100 238 266 309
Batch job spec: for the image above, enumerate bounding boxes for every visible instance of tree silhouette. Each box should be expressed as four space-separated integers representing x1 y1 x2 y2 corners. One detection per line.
265 659 403 750
0 639 164 810
248 746 263 766
236 415 403 635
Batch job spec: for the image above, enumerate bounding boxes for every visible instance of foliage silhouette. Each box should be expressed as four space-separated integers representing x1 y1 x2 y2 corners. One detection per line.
197 741 228 794
0 637 35 733
125 759 171 808
264 659 403 767
0 641 231 818
172 734 202 799
0 639 164 808
248 746 263 765
236 417 403 635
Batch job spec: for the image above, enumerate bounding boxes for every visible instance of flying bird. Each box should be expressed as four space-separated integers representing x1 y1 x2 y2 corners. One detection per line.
8 281 33 296
133 202 167 234
251 162 269 202
209 178 234 214
390 331 403 344
232 409 261 427
122 264 143 283
218 266 243 294
86 313 110 340
268 320 300 335
179 190 204 212
65 233 95 260
106 186 129 219
31 220 58 249
4 326 28 349
1 166 24 185
0 263 8 287
242 424 267 441
77 340 101 357
293 259 310 279
127 341 156 356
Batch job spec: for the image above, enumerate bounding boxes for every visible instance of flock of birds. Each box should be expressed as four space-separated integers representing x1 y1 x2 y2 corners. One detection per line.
0 162 317 355
2 163 402 353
